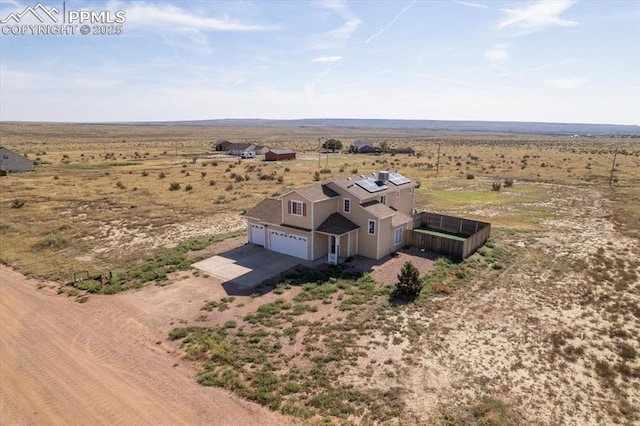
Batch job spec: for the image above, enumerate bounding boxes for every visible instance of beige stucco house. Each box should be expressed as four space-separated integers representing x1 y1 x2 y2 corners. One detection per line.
244 171 416 264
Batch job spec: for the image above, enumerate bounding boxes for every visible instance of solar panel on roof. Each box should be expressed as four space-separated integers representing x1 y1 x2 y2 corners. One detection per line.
388 172 411 186
356 178 387 193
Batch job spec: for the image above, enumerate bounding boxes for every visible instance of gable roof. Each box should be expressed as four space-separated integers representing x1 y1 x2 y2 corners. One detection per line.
244 198 282 224
353 140 375 147
288 184 339 202
316 213 359 235
228 143 255 151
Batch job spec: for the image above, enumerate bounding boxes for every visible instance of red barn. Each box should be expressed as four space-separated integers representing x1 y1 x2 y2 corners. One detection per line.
264 149 296 161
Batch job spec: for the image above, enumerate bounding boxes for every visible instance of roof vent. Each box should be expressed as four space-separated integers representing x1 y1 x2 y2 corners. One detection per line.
378 170 390 184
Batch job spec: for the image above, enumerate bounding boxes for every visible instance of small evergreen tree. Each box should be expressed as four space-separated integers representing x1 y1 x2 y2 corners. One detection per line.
396 261 422 299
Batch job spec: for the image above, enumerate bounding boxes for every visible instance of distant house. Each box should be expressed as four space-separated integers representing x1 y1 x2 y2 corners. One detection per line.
0 147 33 173
352 140 381 154
254 145 270 155
228 143 256 156
264 149 296 161
214 140 233 151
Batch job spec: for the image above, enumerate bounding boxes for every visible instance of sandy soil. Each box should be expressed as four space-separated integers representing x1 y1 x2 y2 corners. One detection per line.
0 266 286 426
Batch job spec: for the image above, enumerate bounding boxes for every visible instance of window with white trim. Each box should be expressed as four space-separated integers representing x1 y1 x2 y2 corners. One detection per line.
343 198 351 214
380 195 387 205
394 227 403 245
291 200 303 216
368 220 375 235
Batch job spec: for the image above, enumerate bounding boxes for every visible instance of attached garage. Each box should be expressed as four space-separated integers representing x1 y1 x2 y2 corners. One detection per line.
268 230 308 260
249 223 265 246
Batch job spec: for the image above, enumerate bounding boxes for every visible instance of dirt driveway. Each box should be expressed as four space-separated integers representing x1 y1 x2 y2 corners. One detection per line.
0 266 286 426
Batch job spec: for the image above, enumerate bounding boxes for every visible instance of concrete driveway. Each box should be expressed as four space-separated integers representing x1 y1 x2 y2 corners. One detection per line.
192 244 307 290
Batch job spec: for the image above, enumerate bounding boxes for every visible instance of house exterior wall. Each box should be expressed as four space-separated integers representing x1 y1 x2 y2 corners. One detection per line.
281 192 312 230
0 148 33 172
229 144 256 156
386 186 414 216
379 220 408 258
314 232 328 260
312 198 339 228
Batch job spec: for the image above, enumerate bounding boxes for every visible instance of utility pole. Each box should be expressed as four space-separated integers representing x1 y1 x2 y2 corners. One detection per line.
609 146 618 190
436 143 441 176
318 138 322 167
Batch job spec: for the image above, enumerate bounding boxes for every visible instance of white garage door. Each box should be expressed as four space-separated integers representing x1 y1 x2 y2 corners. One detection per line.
269 230 308 260
249 224 265 246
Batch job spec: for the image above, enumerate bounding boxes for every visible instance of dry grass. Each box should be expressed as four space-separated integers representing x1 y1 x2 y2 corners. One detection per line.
1 122 639 424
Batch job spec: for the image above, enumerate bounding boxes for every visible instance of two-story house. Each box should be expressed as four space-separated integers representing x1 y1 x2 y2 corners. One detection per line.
244 171 416 264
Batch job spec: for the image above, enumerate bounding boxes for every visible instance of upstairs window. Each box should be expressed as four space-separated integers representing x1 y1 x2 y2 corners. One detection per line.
290 200 305 216
396 191 400 198
380 195 387 205
343 198 351 213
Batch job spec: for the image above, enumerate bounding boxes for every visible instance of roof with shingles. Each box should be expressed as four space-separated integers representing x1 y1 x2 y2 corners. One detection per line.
361 200 396 219
391 210 412 227
244 198 281 224
328 178 375 200
316 213 360 235
291 184 339 202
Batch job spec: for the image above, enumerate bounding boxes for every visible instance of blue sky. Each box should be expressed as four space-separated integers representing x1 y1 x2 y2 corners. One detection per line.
0 0 638 124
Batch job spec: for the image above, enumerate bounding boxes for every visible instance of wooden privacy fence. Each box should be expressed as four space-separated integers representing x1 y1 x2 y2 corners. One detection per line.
405 212 491 260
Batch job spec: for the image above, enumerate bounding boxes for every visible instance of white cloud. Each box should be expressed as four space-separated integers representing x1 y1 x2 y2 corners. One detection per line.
543 77 588 89
484 43 511 63
124 2 275 31
366 0 415 43
310 0 361 49
327 18 361 39
454 1 489 9
497 0 578 34
312 56 344 63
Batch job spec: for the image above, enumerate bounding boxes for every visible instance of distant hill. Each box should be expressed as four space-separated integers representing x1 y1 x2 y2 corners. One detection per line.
157 118 639 136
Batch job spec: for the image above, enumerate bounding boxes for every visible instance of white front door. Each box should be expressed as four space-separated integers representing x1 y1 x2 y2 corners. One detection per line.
268 230 308 260
328 235 339 264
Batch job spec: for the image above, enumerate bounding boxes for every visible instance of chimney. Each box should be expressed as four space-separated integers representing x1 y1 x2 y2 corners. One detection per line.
378 170 389 184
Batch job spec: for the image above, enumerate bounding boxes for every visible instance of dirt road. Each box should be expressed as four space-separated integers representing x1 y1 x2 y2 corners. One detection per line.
0 266 284 426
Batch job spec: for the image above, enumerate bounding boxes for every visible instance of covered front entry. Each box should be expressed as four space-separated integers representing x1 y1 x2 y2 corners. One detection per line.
316 212 360 265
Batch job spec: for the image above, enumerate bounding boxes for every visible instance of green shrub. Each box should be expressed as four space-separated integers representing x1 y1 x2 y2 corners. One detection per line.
169 182 181 191
492 181 502 192
185 184 193 191
169 327 188 340
466 173 475 180
396 261 422 299
74 279 101 293
504 177 513 187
